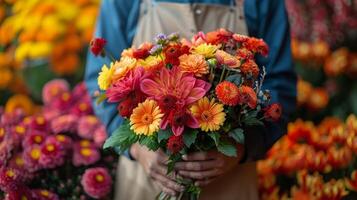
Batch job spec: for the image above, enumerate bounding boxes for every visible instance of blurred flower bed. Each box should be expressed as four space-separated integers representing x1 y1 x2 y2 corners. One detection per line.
0 80 117 199
0 0 99 103
259 115 357 199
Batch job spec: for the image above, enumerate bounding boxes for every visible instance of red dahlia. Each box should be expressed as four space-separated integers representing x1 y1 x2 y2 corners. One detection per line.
167 135 184 153
90 38 107 56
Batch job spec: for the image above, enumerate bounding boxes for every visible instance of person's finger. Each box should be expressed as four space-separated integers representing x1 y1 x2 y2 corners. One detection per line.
194 177 218 187
152 171 185 193
177 169 222 180
154 163 178 180
174 160 222 171
182 151 216 161
154 180 177 197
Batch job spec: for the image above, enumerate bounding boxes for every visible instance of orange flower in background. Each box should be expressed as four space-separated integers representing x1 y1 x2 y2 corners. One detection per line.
327 146 353 169
215 81 240 106
287 119 316 144
311 40 330 61
5 94 34 116
347 53 357 76
345 170 357 191
317 117 342 135
324 48 349 77
291 39 311 61
307 88 329 110
51 53 79 75
179 54 209 77
297 79 313 105
0 68 13 89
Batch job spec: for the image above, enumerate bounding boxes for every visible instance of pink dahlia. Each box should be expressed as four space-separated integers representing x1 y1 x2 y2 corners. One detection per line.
42 79 70 106
22 130 48 148
51 114 78 134
32 189 59 200
39 137 66 169
23 145 42 172
93 125 107 147
141 66 210 136
0 167 23 192
73 142 100 166
77 115 101 139
106 67 148 103
81 167 112 199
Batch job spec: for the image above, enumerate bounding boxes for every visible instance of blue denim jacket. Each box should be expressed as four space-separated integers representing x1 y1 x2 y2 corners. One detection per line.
84 0 297 160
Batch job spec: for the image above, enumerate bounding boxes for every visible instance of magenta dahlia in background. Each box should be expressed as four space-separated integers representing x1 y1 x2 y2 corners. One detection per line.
23 145 42 172
29 115 49 132
39 137 65 169
51 134 73 150
77 115 101 139
32 189 59 200
42 79 70 105
72 143 100 167
22 130 48 148
81 167 112 199
0 167 23 192
50 114 78 134
93 125 107 147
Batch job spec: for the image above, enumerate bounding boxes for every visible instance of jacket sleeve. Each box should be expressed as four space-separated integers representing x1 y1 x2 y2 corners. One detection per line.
84 0 140 157
244 0 297 160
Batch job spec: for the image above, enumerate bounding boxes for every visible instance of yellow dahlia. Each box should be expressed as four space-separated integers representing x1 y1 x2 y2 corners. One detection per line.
179 54 209 77
97 62 115 90
112 56 137 81
190 97 226 132
130 99 164 136
191 43 218 58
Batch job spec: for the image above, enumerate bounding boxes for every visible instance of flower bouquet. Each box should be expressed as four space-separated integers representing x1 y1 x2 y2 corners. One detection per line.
95 29 282 199
0 80 117 200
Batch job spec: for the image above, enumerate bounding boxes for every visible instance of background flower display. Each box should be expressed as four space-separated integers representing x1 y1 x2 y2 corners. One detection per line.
0 0 99 103
0 79 117 199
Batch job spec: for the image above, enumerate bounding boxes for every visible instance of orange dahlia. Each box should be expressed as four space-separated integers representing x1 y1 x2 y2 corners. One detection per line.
190 97 226 132
130 99 164 136
215 81 239 106
178 54 209 77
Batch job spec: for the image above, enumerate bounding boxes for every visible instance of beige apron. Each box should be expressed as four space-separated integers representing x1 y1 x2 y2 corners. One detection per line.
115 0 259 199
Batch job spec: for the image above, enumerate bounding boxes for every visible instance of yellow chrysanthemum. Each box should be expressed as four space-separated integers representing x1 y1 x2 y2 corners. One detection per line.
5 94 34 115
112 56 137 81
138 55 164 71
97 62 115 90
190 97 226 132
179 54 209 77
192 43 218 58
130 99 164 136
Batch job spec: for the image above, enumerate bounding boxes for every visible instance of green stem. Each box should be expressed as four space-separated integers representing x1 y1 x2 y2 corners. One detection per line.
219 66 226 83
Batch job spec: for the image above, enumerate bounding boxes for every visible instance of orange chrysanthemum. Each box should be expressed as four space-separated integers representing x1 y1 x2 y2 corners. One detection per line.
307 88 329 110
178 54 209 77
130 99 164 136
215 81 240 106
238 86 257 109
190 97 226 132
240 59 259 78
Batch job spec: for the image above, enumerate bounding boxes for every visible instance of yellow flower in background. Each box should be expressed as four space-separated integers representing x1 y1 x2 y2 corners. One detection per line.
0 68 13 88
15 42 52 61
5 94 34 115
192 43 218 58
190 97 226 132
130 99 163 136
98 63 115 91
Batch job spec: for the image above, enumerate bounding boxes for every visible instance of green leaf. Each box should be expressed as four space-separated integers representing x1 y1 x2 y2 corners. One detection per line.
217 141 237 157
208 132 220 146
139 135 160 151
157 129 172 143
229 128 245 144
183 129 198 148
103 120 138 153
225 74 242 85
242 117 264 126
167 153 182 174
96 93 107 105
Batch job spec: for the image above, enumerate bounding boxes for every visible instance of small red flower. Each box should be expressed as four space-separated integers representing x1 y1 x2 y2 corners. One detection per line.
167 135 184 153
264 103 282 121
90 38 107 56
243 38 269 57
164 44 183 66
215 81 240 106
117 97 136 118
132 42 153 59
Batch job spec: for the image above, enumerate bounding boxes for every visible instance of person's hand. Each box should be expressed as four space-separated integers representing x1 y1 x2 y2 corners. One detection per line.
130 144 185 196
174 144 245 187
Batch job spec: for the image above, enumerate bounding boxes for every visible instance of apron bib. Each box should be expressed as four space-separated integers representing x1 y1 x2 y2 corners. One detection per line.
115 1 259 199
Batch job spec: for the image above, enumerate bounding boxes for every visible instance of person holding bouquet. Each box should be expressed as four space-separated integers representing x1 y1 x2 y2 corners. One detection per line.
85 0 296 199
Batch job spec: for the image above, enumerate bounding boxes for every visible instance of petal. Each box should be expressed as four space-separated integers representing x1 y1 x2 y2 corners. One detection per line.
140 79 162 97
186 113 199 129
172 125 184 136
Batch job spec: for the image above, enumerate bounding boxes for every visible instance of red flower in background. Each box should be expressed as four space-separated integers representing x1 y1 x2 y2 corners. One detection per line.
264 103 283 122
90 38 107 56
167 135 184 153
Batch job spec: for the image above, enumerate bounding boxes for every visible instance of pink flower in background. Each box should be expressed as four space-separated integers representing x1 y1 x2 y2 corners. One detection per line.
52 134 73 150
51 114 78 134
77 115 100 139
81 167 112 199
22 130 48 148
73 141 100 166
23 145 42 172
51 92 74 111
42 107 61 121
8 153 25 169
141 66 209 136
106 67 148 103
0 134 15 166
0 109 25 127
32 189 59 200
93 125 107 147
29 115 49 132
39 137 66 169
0 167 23 192
70 100 94 117
11 124 27 145
42 79 70 106
4 187 34 200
